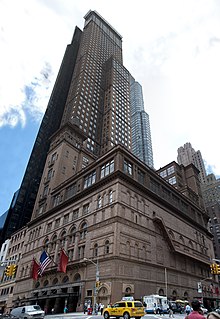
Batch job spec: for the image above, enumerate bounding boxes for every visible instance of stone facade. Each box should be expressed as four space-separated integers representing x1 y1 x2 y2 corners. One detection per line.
4 145 217 313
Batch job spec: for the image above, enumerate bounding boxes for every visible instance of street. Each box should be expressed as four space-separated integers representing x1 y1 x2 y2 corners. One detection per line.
45 312 189 319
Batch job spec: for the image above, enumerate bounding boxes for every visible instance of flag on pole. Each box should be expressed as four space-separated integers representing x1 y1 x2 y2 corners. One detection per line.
38 251 51 276
32 258 40 280
57 249 68 273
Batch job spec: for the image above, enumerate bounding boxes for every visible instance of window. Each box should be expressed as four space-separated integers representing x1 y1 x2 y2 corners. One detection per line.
47 223 52 232
47 169 53 181
94 243 98 257
83 204 89 215
138 169 145 184
105 240 110 254
159 170 167 178
84 171 96 189
123 159 132 175
80 222 87 239
101 160 114 178
167 166 175 175
63 214 69 224
109 190 113 204
168 176 176 185
51 153 56 163
55 219 60 228
53 194 61 207
72 208 79 220
66 184 77 199
97 196 102 208
43 185 49 197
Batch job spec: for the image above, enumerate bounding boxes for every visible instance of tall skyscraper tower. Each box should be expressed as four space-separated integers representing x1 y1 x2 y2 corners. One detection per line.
61 10 132 156
130 77 154 167
177 142 207 183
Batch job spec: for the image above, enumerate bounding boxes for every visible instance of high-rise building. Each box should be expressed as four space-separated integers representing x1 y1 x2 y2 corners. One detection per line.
130 77 154 167
1 11 216 313
60 10 131 156
177 142 207 184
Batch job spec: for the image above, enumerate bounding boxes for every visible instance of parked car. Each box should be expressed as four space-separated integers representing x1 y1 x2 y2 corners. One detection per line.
103 300 145 319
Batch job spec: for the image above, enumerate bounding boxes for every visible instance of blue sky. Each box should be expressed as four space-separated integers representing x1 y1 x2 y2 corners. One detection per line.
0 0 220 216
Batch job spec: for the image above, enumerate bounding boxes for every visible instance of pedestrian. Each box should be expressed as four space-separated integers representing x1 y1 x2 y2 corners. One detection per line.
51 308 55 315
185 300 206 319
185 304 191 315
83 303 87 314
64 306 68 314
100 304 104 315
169 303 174 318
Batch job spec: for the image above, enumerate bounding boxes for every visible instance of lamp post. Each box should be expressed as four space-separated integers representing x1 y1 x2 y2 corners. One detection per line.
84 258 99 315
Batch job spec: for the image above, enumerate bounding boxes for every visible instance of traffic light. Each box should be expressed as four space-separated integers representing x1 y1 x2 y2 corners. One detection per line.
216 264 220 275
11 265 18 276
4 264 17 277
210 263 215 274
210 263 220 274
5 265 13 277
96 281 101 288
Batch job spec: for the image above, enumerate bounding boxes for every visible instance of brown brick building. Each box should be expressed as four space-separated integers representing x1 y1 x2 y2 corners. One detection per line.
10 145 217 312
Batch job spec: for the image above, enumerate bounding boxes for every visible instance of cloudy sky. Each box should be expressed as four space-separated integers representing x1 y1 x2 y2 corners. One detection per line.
0 0 220 216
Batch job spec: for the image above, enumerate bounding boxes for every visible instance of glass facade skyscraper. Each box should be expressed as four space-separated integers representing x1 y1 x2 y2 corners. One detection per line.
130 77 154 167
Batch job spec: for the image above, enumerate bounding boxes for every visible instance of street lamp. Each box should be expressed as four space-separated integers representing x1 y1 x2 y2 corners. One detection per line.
84 257 99 315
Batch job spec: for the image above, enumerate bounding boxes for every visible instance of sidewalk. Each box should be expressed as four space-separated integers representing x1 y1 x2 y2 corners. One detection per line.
46 313 87 318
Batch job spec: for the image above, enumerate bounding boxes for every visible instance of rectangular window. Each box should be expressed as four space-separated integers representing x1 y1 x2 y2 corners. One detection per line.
47 223 52 232
51 153 56 163
83 204 89 215
84 171 96 189
167 166 175 175
168 176 176 185
63 214 69 224
101 159 114 178
73 209 79 220
53 194 61 207
43 185 49 196
123 159 132 175
47 169 53 181
138 169 145 184
159 170 167 178
66 184 77 199
55 219 60 228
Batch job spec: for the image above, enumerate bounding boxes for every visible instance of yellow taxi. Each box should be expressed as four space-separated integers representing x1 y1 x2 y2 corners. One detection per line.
103 300 145 319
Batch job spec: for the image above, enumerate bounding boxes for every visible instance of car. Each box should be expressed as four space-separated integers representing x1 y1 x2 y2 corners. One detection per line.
103 300 145 319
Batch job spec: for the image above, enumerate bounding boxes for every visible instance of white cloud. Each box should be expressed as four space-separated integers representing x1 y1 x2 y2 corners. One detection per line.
0 0 220 176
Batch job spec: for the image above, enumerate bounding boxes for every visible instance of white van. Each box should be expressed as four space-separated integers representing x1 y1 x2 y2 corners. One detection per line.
11 305 44 319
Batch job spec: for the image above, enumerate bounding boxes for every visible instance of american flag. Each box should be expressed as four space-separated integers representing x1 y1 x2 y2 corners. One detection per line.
38 251 51 276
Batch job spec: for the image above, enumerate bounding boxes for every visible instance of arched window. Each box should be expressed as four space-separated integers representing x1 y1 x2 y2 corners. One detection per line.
52 278 58 285
105 240 110 254
94 243 98 257
70 226 76 244
60 230 67 247
51 235 57 251
74 273 81 282
44 238 49 249
80 222 87 240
